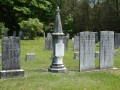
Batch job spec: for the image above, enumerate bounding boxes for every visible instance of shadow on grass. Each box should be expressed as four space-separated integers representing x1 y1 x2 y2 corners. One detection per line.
29 69 48 72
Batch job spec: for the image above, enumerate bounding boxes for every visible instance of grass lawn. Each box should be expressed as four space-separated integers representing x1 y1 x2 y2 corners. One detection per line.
0 37 120 90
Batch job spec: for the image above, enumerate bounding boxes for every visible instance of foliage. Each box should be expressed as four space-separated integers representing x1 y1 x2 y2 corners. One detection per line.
19 18 44 39
63 14 74 37
60 0 120 33
0 22 9 38
0 0 57 33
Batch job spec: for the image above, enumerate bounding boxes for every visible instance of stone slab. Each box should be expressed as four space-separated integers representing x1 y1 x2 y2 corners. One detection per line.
25 53 36 60
2 37 20 70
0 69 24 79
55 43 64 57
79 32 95 71
100 31 114 69
74 52 79 59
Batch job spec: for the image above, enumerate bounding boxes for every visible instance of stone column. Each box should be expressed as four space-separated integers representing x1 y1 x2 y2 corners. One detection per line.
100 31 114 69
48 7 66 73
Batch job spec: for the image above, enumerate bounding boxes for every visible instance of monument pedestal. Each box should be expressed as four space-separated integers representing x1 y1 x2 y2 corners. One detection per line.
0 69 24 79
48 66 66 73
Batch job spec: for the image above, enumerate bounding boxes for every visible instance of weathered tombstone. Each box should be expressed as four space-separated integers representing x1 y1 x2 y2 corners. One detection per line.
63 36 69 51
4 31 8 37
114 33 119 49
100 31 114 69
72 37 74 50
66 33 70 39
79 31 95 71
45 33 52 50
74 36 79 51
13 31 16 37
0 36 24 79
118 33 120 47
48 7 66 73
95 32 98 43
19 31 24 40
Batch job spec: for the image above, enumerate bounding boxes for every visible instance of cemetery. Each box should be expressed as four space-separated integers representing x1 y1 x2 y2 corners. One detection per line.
1 1 120 89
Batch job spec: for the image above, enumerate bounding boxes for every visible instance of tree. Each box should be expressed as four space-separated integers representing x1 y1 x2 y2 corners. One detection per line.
0 0 56 35
18 18 44 39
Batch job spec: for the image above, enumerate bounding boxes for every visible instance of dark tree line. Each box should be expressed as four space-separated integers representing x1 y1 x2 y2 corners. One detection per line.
0 0 120 37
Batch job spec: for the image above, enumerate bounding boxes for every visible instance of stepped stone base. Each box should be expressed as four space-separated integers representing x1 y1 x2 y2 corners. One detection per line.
48 67 66 73
0 69 24 79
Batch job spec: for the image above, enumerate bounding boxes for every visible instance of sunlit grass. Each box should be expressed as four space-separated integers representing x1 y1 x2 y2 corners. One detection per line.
0 37 120 90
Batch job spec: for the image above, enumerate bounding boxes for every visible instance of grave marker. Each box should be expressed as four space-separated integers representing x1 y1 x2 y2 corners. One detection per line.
0 36 24 79
100 31 114 69
79 32 95 71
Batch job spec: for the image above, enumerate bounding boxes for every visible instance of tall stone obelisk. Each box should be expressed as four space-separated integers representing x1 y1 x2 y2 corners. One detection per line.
48 7 66 73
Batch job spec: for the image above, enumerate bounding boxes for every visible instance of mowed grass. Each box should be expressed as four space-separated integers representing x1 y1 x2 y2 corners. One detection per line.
0 37 120 90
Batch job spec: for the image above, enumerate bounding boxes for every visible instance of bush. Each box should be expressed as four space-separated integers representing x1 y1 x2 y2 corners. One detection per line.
18 18 44 39
0 22 9 38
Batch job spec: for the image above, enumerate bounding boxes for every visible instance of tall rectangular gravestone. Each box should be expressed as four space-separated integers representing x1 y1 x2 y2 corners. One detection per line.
0 36 24 79
79 32 95 71
74 36 79 51
45 33 52 50
114 33 119 49
19 31 24 40
13 31 16 37
100 31 114 69
63 36 69 51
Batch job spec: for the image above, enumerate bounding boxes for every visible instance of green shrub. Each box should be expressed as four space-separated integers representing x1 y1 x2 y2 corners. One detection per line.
19 18 44 39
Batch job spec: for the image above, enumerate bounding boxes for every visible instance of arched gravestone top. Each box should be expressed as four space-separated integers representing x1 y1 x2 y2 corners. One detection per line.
2 36 20 70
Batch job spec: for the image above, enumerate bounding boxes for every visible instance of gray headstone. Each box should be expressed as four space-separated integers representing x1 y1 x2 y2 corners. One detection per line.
0 36 24 79
114 33 119 49
100 31 114 69
4 31 8 37
63 36 69 51
45 33 52 50
74 52 79 59
19 31 24 40
2 36 20 70
13 31 16 37
72 37 74 50
74 36 79 51
79 32 95 71
118 33 120 47
95 32 98 43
